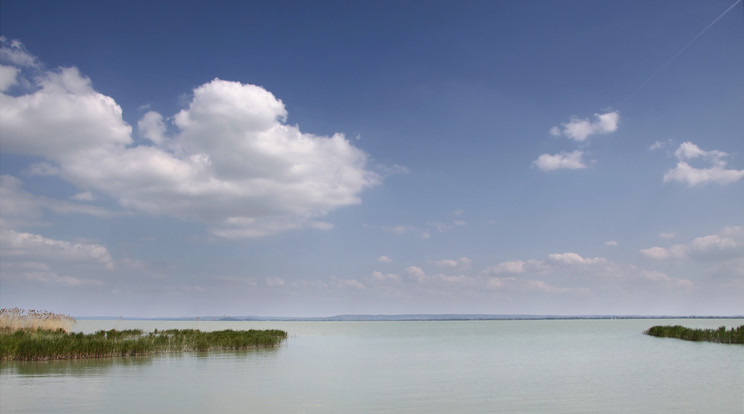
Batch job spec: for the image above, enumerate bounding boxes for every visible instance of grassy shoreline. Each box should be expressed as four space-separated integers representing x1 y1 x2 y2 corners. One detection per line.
1 328 288 361
644 325 744 344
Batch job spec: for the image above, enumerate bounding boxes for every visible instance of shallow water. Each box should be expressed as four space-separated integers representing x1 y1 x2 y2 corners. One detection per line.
2 319 743 413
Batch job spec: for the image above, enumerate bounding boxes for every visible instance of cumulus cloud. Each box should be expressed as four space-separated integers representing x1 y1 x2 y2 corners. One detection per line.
435 257 471 269
485 259 545 275
0 229 114 269
550 111 619 142
663 142 744 186
605 240 619 247
137 111 167 145
641 226 742 260
649 139 672 151
405 265 427 282
371 271 400 282
0 65 19 91
533 150 587 171
378 255 392 263
0 41 379 238
548 252 607 266
0 37 38 68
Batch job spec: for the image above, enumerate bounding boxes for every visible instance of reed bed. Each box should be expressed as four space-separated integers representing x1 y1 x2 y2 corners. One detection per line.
1 328 289 361
0 308 75 332
645 325 744 344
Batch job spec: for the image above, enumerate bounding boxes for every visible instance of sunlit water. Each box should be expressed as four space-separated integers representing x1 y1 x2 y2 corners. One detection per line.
2 319 742 413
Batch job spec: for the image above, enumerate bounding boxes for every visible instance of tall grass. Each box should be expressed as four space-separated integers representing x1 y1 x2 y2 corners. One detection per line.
0 308 75 332
645 325 744 344
1 328 288 361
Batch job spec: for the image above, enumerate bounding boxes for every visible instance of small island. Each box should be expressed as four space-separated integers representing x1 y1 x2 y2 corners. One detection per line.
645 324 744 345
0 308 288 361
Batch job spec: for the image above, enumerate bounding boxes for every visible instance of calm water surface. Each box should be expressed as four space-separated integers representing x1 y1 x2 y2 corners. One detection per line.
2 319 742 413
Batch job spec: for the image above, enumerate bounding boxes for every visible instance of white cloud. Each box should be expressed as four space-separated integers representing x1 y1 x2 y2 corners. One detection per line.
641 226 742 260
371 271 400 282
435 257 471 269
486 260 529 274
663 142 744 186
332 278 366 290
137 111 167 145
0 44 380 238
605 240 619 247
658 232 675 239
1 67 133 159
649 139 672 151
0 65 19 91
0 37 38 68
639 270 693 289
264 277 285 287
533 150 587 171
548 252 607 266
0 229 114 269
378 255 392 263
640 246 675 260
405 265 427 282
551 111 619 142
435 259 457 268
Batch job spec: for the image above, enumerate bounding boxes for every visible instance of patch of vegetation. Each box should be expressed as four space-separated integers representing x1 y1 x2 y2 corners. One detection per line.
1 327 288 361
645 325 744 344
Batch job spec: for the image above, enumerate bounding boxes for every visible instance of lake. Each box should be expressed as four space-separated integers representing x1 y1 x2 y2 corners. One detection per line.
2 318 742 413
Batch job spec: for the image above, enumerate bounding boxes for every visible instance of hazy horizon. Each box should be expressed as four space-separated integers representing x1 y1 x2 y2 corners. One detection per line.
1 0 742 318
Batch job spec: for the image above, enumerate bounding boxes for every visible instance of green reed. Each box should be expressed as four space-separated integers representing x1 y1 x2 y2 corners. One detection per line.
1 328 288 361
644 325 744 345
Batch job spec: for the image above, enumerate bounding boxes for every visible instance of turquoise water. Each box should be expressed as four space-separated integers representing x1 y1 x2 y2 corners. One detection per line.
2 319 742 413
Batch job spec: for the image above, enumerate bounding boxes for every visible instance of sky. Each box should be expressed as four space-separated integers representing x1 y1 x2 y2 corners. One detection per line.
0 0 742 317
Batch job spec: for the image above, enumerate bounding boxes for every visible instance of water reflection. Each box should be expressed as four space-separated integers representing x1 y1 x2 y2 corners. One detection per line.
1 347 282 377
2 355 154 377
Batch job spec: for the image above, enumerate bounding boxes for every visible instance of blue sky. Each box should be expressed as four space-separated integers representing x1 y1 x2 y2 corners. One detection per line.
1 0 742 317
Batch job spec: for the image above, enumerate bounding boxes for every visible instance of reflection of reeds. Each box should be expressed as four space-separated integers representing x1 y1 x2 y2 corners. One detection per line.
1 328 288 361
645 325 744 344
0 308 75 332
